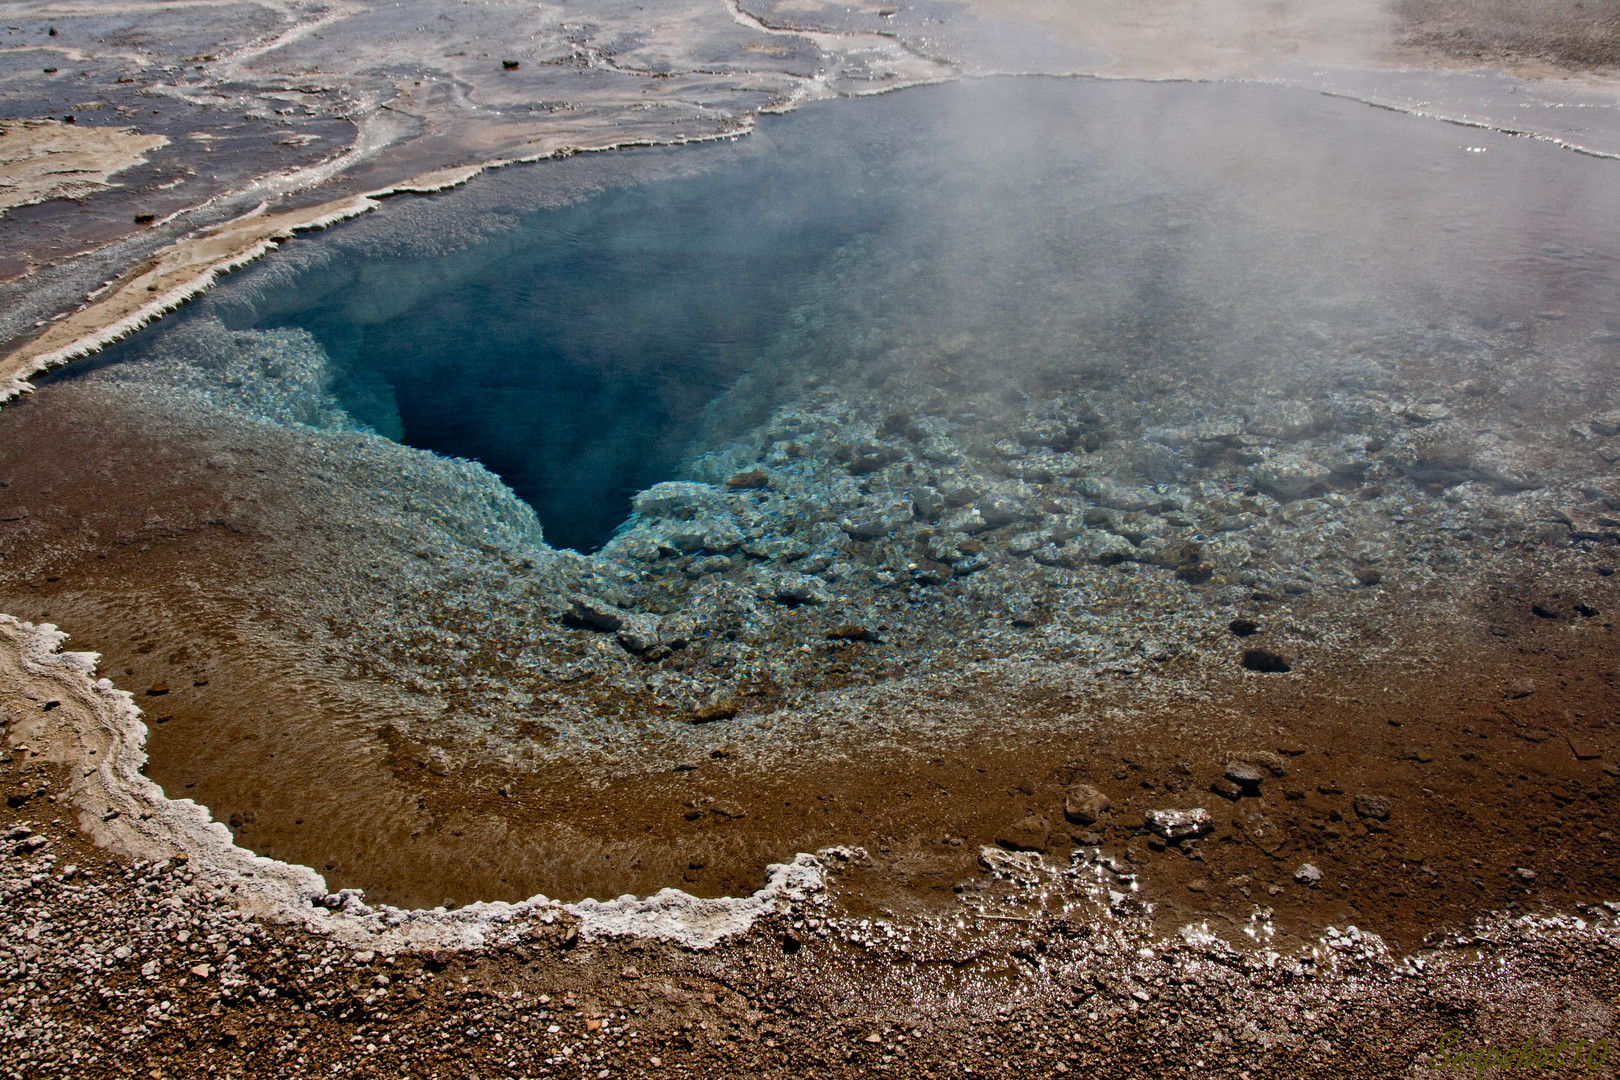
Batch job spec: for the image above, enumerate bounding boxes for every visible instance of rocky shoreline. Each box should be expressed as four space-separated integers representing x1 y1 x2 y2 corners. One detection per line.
7 696 1620 1079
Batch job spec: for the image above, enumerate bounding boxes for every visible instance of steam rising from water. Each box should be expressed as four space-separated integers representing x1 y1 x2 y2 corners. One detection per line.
218 78 1620 548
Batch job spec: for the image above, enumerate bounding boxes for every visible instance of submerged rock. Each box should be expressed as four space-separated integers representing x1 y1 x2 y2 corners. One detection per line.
1591 411 1620 437
689 697 739 724
773 575 830 606
1080 478 1162 513
725 469 770 490
1241 648 1292 673
566 595 626 632
1145 808 1212 841
840 499 914 539
1252 454 1330 501
1063 784 1111 826
615 613 666 654
632 482 724 518
995 813 1051 853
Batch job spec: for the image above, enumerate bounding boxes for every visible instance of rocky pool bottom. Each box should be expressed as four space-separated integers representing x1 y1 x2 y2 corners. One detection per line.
5 264 1620 1080
1 321 1618 957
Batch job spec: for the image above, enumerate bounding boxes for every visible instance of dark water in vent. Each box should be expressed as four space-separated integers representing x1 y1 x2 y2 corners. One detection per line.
254 161 891 551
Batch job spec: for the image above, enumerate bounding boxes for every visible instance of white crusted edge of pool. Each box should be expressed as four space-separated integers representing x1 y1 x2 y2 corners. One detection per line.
0 613 829 953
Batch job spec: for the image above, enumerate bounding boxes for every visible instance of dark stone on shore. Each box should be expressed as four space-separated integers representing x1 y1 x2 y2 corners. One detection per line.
502 59 520 69
1225 760 1266 785
1241 648 1292 673
1567 733 1602 760
1210 777 1244 801
1248 750 1287 776
1228 618 1260 637
1145 808 1213 841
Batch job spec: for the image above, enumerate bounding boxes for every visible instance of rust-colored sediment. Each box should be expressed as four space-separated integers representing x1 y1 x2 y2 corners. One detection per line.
0 380 1614 954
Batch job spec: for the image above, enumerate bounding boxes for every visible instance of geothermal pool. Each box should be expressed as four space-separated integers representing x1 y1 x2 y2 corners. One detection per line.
113 77 1620 554
5 75 1619 918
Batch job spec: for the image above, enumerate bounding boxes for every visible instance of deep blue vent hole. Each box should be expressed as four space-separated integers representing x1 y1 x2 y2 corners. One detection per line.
257 154 887 553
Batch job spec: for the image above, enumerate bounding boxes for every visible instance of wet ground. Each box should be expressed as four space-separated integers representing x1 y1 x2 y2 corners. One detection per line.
7 760 1620 1080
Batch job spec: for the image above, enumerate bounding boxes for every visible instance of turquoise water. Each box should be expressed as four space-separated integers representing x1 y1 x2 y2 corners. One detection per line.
255 155 891 551
102 76 1619 552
